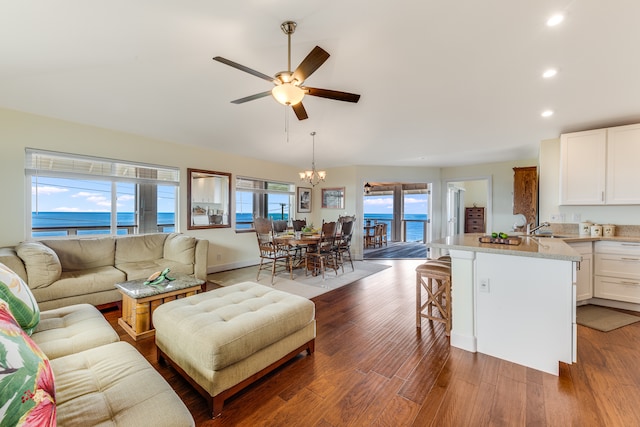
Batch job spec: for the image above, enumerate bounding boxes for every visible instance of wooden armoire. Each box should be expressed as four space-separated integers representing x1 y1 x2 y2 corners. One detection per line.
513 166 538 227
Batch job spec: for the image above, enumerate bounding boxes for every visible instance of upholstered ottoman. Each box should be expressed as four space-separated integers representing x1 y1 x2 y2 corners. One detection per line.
153 281 316 417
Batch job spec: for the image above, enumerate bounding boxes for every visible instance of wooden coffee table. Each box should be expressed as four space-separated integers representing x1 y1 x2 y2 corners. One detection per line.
115 273 204 341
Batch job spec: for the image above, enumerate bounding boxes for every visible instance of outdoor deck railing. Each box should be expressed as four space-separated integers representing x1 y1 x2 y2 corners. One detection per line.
31 223 175 237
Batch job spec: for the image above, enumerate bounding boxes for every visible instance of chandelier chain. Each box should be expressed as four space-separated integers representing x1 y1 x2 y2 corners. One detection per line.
299 131 326 187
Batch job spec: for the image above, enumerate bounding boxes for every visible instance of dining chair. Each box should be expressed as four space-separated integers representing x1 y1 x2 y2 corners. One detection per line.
373 223 385 247
337 215 355 234
305 220 339 279
254 217 292 284
380 222 388 246
364 223 376 249
292 219 307 231
272 220 288 233
334 218 355 272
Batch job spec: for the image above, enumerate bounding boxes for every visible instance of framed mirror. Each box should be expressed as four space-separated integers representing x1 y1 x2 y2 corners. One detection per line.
187 168 231 229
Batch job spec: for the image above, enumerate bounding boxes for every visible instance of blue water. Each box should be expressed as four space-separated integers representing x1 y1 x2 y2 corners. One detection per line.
364 213 427 242
31 212 176 237
32 212 427 242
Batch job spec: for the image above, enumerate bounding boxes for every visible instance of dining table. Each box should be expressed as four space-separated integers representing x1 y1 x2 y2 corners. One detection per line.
273 233 322 269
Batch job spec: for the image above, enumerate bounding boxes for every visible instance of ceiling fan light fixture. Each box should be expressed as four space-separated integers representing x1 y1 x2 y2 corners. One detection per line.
272 83 305 106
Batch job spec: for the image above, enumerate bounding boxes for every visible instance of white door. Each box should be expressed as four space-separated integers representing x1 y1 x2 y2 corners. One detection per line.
447 185 465 237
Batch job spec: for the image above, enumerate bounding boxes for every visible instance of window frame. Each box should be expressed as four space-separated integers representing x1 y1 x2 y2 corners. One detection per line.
26 148 179 238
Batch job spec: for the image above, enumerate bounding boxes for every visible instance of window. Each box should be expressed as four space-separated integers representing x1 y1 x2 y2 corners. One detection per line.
26 149 179 237
235 176 295 231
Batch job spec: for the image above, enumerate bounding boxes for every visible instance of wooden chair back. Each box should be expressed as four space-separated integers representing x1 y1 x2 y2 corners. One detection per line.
292 219 307 231
272 220 288 233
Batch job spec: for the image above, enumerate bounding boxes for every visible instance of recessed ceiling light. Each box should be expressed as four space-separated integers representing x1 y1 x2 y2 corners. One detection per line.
542 69 558 78
541 110 554 118
547 13 564 27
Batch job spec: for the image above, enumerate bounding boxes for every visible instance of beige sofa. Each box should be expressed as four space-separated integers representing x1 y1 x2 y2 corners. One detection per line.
1 301 195 426
0 233 208 310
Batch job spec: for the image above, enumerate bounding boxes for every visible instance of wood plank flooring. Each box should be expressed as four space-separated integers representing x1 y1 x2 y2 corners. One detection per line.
103 259 640 426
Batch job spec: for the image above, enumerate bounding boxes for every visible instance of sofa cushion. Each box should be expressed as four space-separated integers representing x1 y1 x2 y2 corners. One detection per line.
29 266 125 305
32 304 119 360
117 259 195 281
115 233 167 264
51 341 194 427
16 241 62 288
0 299 56 426
41 237 115 271
0 263 40 334
164 233 196 265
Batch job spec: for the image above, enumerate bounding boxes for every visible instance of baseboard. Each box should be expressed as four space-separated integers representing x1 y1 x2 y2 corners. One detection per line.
208 259 258 274
583 297 640 313
450 332 477 353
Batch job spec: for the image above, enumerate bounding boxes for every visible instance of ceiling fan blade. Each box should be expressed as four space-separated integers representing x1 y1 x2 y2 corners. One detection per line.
213 56 275 83
303 87 361 103
291 102 308 120
292 46 330 84
231 91 272 104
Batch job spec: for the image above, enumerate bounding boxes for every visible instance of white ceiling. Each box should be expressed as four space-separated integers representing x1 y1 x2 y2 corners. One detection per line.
1 1 639 169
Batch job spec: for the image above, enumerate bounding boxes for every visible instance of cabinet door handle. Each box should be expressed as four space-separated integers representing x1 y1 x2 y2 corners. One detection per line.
621 257 640 261
621 243 640 247
621 281 640 286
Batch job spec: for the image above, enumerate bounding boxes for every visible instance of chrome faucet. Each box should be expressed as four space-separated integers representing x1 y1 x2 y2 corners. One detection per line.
527 221 551 235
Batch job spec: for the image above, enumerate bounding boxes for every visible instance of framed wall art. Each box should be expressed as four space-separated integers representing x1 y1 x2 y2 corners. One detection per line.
297 187 312 213
321 187 345 209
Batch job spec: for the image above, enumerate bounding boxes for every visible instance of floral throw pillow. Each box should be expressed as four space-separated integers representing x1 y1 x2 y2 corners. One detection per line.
0 263 40 335
0 299 56 426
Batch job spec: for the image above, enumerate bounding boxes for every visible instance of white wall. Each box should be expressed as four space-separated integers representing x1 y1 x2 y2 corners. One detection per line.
1 108 543 273
442 158 538 234
539 137 640 225
0 108 447 270
0 108 300 271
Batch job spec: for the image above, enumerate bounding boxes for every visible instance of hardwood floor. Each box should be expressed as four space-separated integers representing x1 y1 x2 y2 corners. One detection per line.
103 259 640 426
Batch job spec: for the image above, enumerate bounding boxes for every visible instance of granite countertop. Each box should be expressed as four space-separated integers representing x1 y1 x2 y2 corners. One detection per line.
557 234 640 243
428 233 582 261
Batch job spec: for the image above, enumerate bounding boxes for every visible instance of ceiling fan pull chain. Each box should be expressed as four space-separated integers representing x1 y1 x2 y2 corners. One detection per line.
285 106 289 143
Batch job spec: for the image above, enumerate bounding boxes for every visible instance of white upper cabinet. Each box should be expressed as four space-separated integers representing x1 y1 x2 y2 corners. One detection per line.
606 123 640 204
560 123 640 205
560 128 607 205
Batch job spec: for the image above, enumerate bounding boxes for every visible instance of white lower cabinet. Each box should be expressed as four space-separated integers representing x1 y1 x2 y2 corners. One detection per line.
594 241 640 304
569 242 593 301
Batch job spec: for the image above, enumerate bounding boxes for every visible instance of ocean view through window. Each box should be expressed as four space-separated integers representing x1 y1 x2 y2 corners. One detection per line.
364 184 429 242
27 149 178 237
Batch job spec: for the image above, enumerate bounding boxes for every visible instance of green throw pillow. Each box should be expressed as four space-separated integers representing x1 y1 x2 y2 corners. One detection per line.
0 299 56 426
0 263 40 335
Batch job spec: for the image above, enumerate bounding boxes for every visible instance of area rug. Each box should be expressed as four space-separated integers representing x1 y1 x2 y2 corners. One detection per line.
576 305 640 332
208 261 390 299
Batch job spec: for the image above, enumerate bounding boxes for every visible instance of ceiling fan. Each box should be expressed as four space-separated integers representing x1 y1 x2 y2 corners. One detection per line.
213 21 360 120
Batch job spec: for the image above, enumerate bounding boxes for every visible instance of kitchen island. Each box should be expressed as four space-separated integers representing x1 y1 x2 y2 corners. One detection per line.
427 234 581 375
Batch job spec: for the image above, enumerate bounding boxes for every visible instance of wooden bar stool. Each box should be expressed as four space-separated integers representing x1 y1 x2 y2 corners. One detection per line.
415 258 452 335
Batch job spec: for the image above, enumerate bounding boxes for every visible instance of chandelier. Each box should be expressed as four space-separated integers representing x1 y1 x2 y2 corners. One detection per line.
299 131 326 187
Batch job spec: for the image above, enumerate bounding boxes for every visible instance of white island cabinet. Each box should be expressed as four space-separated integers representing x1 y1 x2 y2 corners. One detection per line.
428 235 581 375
